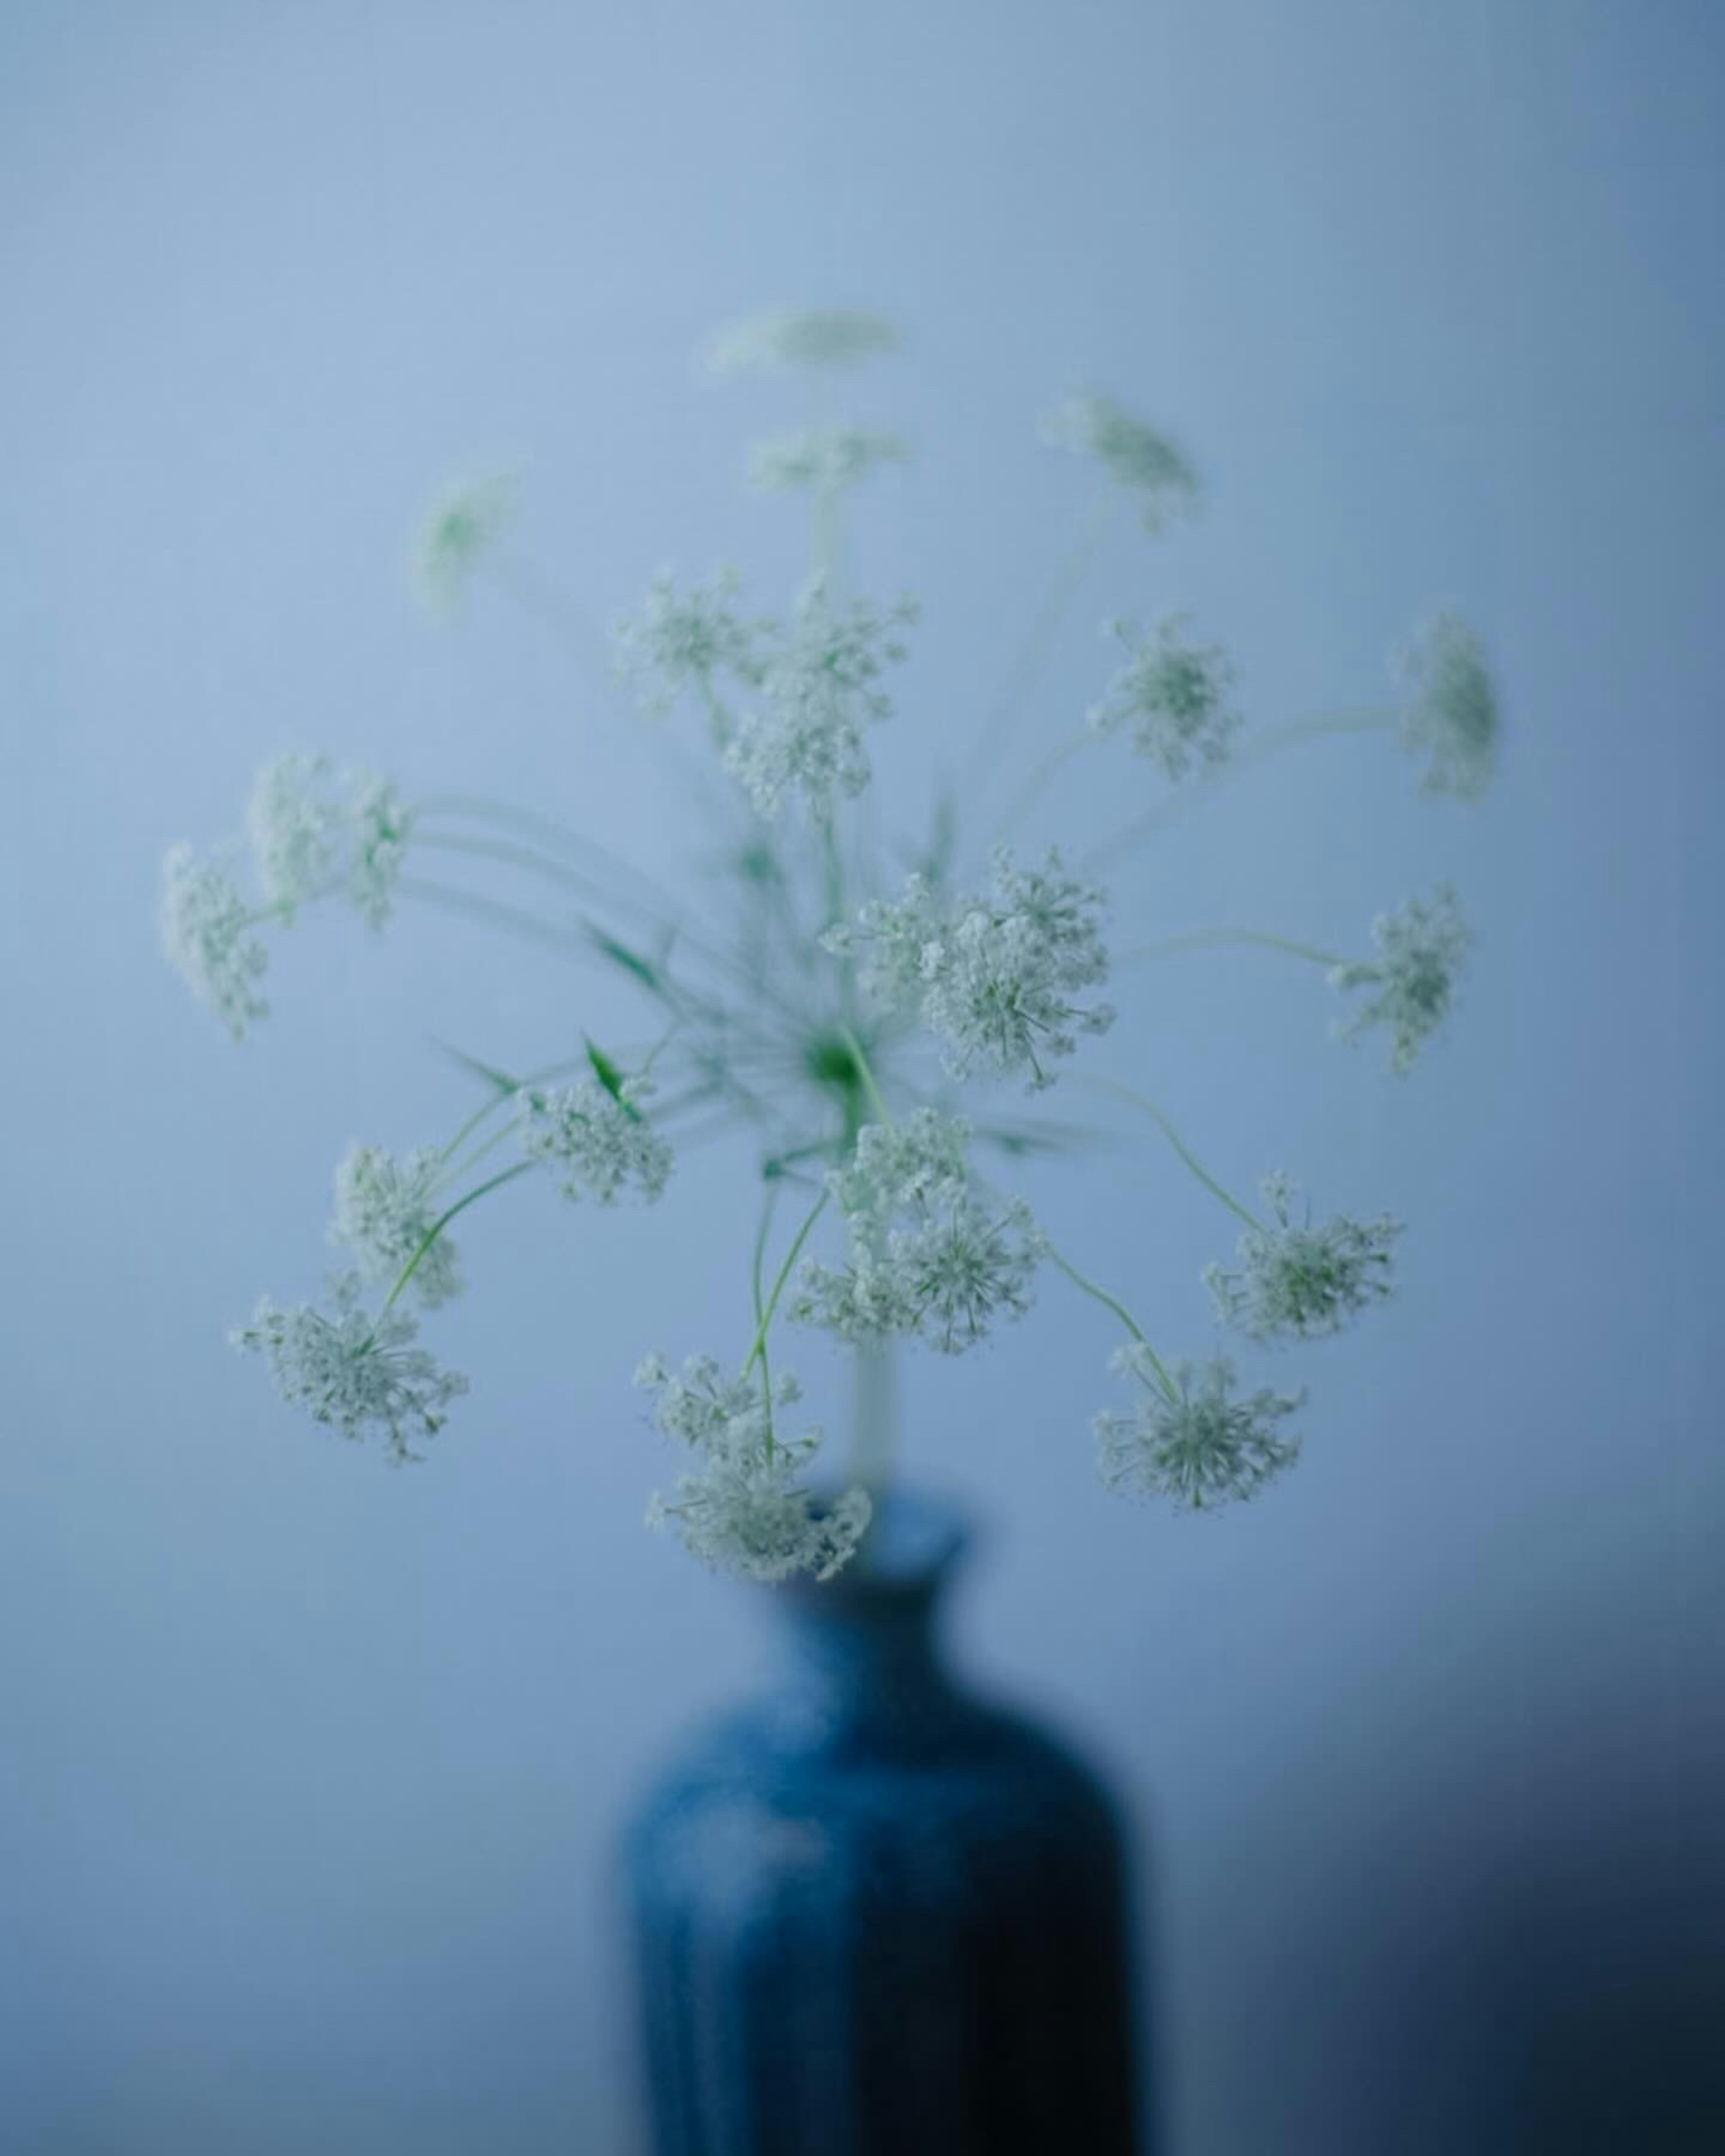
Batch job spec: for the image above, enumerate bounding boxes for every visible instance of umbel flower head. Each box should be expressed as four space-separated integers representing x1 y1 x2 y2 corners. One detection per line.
1088 613 1241 779
159 844 270 1041
410 469 519 620
519 1078 673 1205
837 848 1113 1090
702 308 899 376
1395 610 1499 801
1204 1173 1400 1342
247 754 412 929
791 1111 1044 1355
747 425 911 495
722 577 916 820
635 1353 871 1584
232 1273 469 1466
329 1144 461 1308
1093 1348 1303 1510
612 566 763 726
1039 392 1199 531
1330 886 1470 1074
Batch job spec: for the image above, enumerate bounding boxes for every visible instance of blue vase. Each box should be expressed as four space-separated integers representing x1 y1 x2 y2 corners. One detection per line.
621 1493 1145 2154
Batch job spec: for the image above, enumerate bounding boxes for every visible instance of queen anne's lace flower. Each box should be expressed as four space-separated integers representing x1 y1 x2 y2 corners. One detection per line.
612 567 762 725
836 851 1113 1089
160 844 270 1040
1093 1348 1303 1509
411 470 519 619
791 1111 1043 1355
747 426 911 494
329 1144 460 1308
233 1273 469 1464
635 1353 870 1584
519 1079 673 1204
1088 614 1241 778
1203 1174 1399 1341
1329 887 1470 1074
703 309 899 376
1040 393 1199 530
247 755 412 928
723 578 916 819
1395 611 1499 801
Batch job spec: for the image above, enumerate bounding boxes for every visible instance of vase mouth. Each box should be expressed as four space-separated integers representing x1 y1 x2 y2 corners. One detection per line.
803 1485 970 1601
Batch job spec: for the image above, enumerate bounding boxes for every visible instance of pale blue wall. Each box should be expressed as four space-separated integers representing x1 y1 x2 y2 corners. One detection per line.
3 3 1722 2150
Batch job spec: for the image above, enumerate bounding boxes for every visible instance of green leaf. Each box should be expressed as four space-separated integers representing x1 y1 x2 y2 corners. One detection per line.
584 1035 643 1121
429 1036 520 1096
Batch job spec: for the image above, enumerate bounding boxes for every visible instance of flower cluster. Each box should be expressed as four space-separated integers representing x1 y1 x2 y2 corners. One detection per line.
703 308 899 376
248 754 412 929
1330 887 1470 1074
1204 1174 1399 1342
1088 613 1240 779
838 848 1113 1089
612 567 763 726
519 1079 674 1205
747 425 911 495
722 577 916 819
1040 392 1199 530
329 1144 461 1308
1093 1348 1303 1509
411 470 519 619
791 1110 1043 1354
232 1274 469 1465
159 844 270 1041
635 1354 871 1583
1396 611 1499 802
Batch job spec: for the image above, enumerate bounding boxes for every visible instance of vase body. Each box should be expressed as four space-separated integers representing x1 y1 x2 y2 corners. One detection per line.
621 1495 1144 2155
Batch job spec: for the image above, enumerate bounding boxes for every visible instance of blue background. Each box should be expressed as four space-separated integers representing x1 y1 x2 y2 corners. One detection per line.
3 2 1722 2149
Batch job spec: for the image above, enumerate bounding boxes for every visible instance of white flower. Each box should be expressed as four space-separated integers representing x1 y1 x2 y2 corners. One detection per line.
612 566 762 725
852 848 1113 1090
1088 613 1240 778
1329 887 1470 1074
1039 393 1199 530
159 843 269 1040
702 309 899 376
1093 1348 1303 1510
1395 611 1499 801
410 469 519 620
519 1078 673 1204
722 577 916 819
747 425 911 494
232 1274 469 1465
1203 1174 1399 1341
823 870 945 1008
329 1144 461 1308
792 1109 1042 1355
247 755 412 928
635 1352 870 1584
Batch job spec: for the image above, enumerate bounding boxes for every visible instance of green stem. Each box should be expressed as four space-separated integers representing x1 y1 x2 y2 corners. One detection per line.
739 1189 831 1377
990 730 1094 852
376 1161 536 1322
1066 1074 1264 1232
1083 709 1398 877
414 793 689 919
1114 927 1348 970
750 1180 782 1458
837 1024 893 1127
1042 1241 1179 1402
958 489 1115 807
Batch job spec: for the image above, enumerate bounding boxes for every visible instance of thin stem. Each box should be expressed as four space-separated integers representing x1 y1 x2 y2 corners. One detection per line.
376 1161 535 1322
1083 708 1398 877
1066 1074 1264 1232
739 1189 831 1377
837 1024 893 1127
750 1180 782 1458
958 489 1115 808
415 793 688 919
990 729 1094 852
1042 1241 1179 1403
412 830 679 941
1114 927 1348 971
